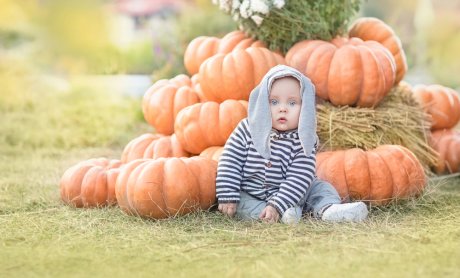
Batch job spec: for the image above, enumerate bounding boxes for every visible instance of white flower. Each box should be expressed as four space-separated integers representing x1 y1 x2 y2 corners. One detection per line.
212 0 218 5
273 0 285 9
233 13 240 21
219 0 232 13
240 0 251 19
231 0 241 11
250 0 269 15
251 15 264 26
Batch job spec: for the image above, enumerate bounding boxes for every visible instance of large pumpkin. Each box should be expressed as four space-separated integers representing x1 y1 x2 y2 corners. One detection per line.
174 100 248 154
121 134 190 163
316 145 426 205
200 146 224 162
412 84 460 130
60 158 121 208
430 129 460 174
349 17 408 84
115 157 217 219
286 37 396 107
142 75 200 135
199 47 285 102
184 31 265 75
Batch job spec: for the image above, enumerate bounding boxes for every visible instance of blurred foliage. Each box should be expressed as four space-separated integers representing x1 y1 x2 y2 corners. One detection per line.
151 3 236 81
425 12 460 88
175 4 236 46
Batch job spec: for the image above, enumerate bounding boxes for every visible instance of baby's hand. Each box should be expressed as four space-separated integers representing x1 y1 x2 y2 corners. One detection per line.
259 205 280 223
218 203 237 218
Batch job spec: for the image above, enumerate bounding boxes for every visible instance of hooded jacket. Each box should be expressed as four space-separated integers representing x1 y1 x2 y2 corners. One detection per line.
215 65 317 215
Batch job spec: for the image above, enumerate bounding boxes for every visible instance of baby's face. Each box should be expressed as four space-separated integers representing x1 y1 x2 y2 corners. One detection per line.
269 77 301 131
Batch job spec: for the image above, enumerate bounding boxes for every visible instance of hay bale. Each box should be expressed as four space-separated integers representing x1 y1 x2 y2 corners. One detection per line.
316 82 438 168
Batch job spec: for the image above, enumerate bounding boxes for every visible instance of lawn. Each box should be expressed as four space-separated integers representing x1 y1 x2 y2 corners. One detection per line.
1 72 459 277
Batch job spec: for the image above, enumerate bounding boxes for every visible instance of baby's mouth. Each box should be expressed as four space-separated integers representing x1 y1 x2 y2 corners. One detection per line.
278 117 287 123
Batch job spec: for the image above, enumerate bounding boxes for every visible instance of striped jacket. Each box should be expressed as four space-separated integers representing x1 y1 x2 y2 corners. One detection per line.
216 118 317 215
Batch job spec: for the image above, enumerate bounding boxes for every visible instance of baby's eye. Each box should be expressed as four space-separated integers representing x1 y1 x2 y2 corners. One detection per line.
270 99 278 105
288 100 297 106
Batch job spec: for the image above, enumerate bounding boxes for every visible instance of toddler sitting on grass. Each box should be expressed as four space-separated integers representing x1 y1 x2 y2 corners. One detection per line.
216 65 368 224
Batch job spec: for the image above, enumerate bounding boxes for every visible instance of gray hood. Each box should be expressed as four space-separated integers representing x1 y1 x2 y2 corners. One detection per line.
248 65 317 159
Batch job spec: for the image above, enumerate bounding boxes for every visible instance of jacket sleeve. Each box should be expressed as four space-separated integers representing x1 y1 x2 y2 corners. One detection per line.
215 120 249 203
267 147 316 215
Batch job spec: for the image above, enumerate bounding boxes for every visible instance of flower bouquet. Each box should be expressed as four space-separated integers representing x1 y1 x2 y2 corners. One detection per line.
213 0 361 53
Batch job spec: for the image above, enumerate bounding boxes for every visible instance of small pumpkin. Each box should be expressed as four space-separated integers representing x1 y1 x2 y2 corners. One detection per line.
142 75 200 135
60 158 121 208
121 134 190 163
115 157 217 219
412 84 460 130
200 146 224 162
184 31 265 75
199 47 285 102
349 17 408 84
184 36 220 75
175 100 248 154
286 37 396 107
430 129 460 174
316 145 426 205
217 30 265 54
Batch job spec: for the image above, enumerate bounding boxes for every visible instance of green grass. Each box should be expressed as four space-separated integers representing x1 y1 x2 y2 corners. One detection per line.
1 70 460 277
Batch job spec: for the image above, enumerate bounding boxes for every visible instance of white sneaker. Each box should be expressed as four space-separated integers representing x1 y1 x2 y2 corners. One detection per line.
321 202 368 222
281 206 302 225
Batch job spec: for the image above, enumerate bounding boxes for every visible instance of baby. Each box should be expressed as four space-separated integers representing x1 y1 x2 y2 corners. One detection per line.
216 65 368 224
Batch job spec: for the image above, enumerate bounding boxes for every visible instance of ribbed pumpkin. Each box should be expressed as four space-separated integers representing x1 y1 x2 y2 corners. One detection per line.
142 75 200 135
286 37 396 107
199 47 285 102
412 84 460 130
175 100 248 154
349 17 408 84
60 158 121 208
121 134 190 163
217 30 265 54
430 129 460 174
184 36 220 75
115 157 217 219
184 31 265 75
316 145 426 205
200 146 224 162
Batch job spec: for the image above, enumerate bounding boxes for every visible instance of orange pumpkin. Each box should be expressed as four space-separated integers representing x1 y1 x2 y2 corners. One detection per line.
60 158 121 208
349 17 408 84
217 31 265 54
286 37 396 107
430 129 460 174
412 84 460 130
184 36 220 75
316 145 426 205
142 75 200 135
121 134 190 163
175 100 248 154
200 146 224 162
115 157 217 219
199 47 285 102
191 74 206 101
184 31 265 75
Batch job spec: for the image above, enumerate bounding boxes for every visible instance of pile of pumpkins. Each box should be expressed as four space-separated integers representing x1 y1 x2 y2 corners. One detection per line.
60 17 460 219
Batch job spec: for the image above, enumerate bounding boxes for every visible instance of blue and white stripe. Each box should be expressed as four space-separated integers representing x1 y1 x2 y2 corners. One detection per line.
216 118 317 215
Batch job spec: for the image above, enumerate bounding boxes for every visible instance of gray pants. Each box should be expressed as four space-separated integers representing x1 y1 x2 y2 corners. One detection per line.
236 179 341 222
